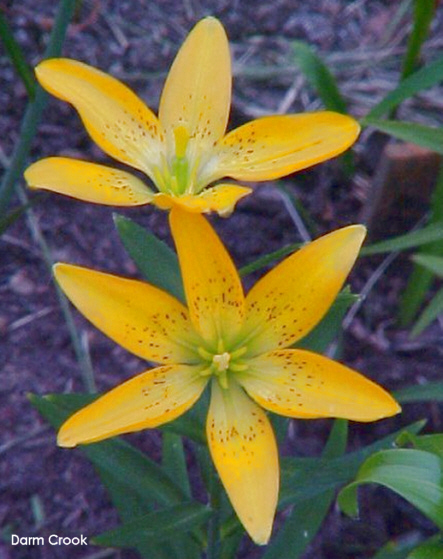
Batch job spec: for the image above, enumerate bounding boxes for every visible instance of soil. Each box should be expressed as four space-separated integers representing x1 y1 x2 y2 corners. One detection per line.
2 1 443 558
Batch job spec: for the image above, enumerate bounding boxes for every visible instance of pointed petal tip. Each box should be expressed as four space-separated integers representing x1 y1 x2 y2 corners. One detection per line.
250 525 272 546
57 427 78 448
52 262 70 281
35 57 67 83
345 223 367 248
194 15 225 33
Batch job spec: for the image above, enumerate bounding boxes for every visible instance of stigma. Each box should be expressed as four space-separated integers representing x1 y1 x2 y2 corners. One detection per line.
212 352 231 372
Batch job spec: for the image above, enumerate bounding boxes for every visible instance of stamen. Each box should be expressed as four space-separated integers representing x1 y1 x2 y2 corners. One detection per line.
197 346 213 361
231 346 247 359
218 370 229 390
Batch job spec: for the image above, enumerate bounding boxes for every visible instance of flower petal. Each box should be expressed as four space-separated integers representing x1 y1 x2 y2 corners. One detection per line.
211 112 360 182
242 225 366 355
239 349 400 421
25 157 153 206
58 364 207 447
207 381 279 545
152 184 252 216
169 207 245 345
159 17 231 149
54 263 198 364
35 58 164 176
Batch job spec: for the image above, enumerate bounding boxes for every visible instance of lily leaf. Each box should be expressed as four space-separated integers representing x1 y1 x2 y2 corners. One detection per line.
264 420 347 559
367 54 443 119
361 119 443 155
280 421 425 507
292 40 347 114
395 382 443 403
114 214 185 302
338 449 443 529
92 502 211 547
362 224 443 256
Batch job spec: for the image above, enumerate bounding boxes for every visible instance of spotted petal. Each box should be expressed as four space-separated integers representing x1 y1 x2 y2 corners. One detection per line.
207 381 279 545
208 113 360 183
159 17 231 151
35 58 164 177
25 157 153 205
242 225 366 356
152 184 252 216
239 349 400 421
169 208 245 345
54 263 198 364
58 364 207 447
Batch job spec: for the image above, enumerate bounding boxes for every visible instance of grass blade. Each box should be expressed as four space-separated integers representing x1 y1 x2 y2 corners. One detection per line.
361 223 443 256
400 164 443 324
292 40 347 113
0 11 36 98
411 286 443 337
368 54 443 119
0 0 77 214
395 381 443 403
361 119 443 154
401 0 436 80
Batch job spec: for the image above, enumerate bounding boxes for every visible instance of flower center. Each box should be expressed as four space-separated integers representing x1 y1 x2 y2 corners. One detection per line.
198 343 248 389
152 125 211 197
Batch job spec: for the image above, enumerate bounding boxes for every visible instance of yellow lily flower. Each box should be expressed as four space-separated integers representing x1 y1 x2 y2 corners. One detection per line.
25 17 360 217
54 208 399 545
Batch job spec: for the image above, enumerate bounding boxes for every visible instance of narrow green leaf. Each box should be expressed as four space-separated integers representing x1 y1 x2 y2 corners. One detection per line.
298 288 357 353
163 432 191 498
395 381 443 403
280 421 425 507
0 11 36 98
114 214 184 302
368 54 443 119
338 449 443 529
361 119 443 155
0 194 47 235
220 530 243 559
264 420 347 559
411 286 443 336
371 538 421 559
361 223 443 256
407 535 443 558
412 254 443 277
291 41 354 174
401 0 436 80
29 393 199 559
92 503 211 547
400 163 443 325
398 431 443 462
292 40 347 114
0 0 77 214
240 242 300 277
94 468 174 559
29 394 189 506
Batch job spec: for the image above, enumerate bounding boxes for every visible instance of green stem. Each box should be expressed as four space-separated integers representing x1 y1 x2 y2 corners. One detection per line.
17 185 96 392
0 0 77 214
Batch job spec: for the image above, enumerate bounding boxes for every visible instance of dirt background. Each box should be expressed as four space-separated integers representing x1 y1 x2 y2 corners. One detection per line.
2 1 443 558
